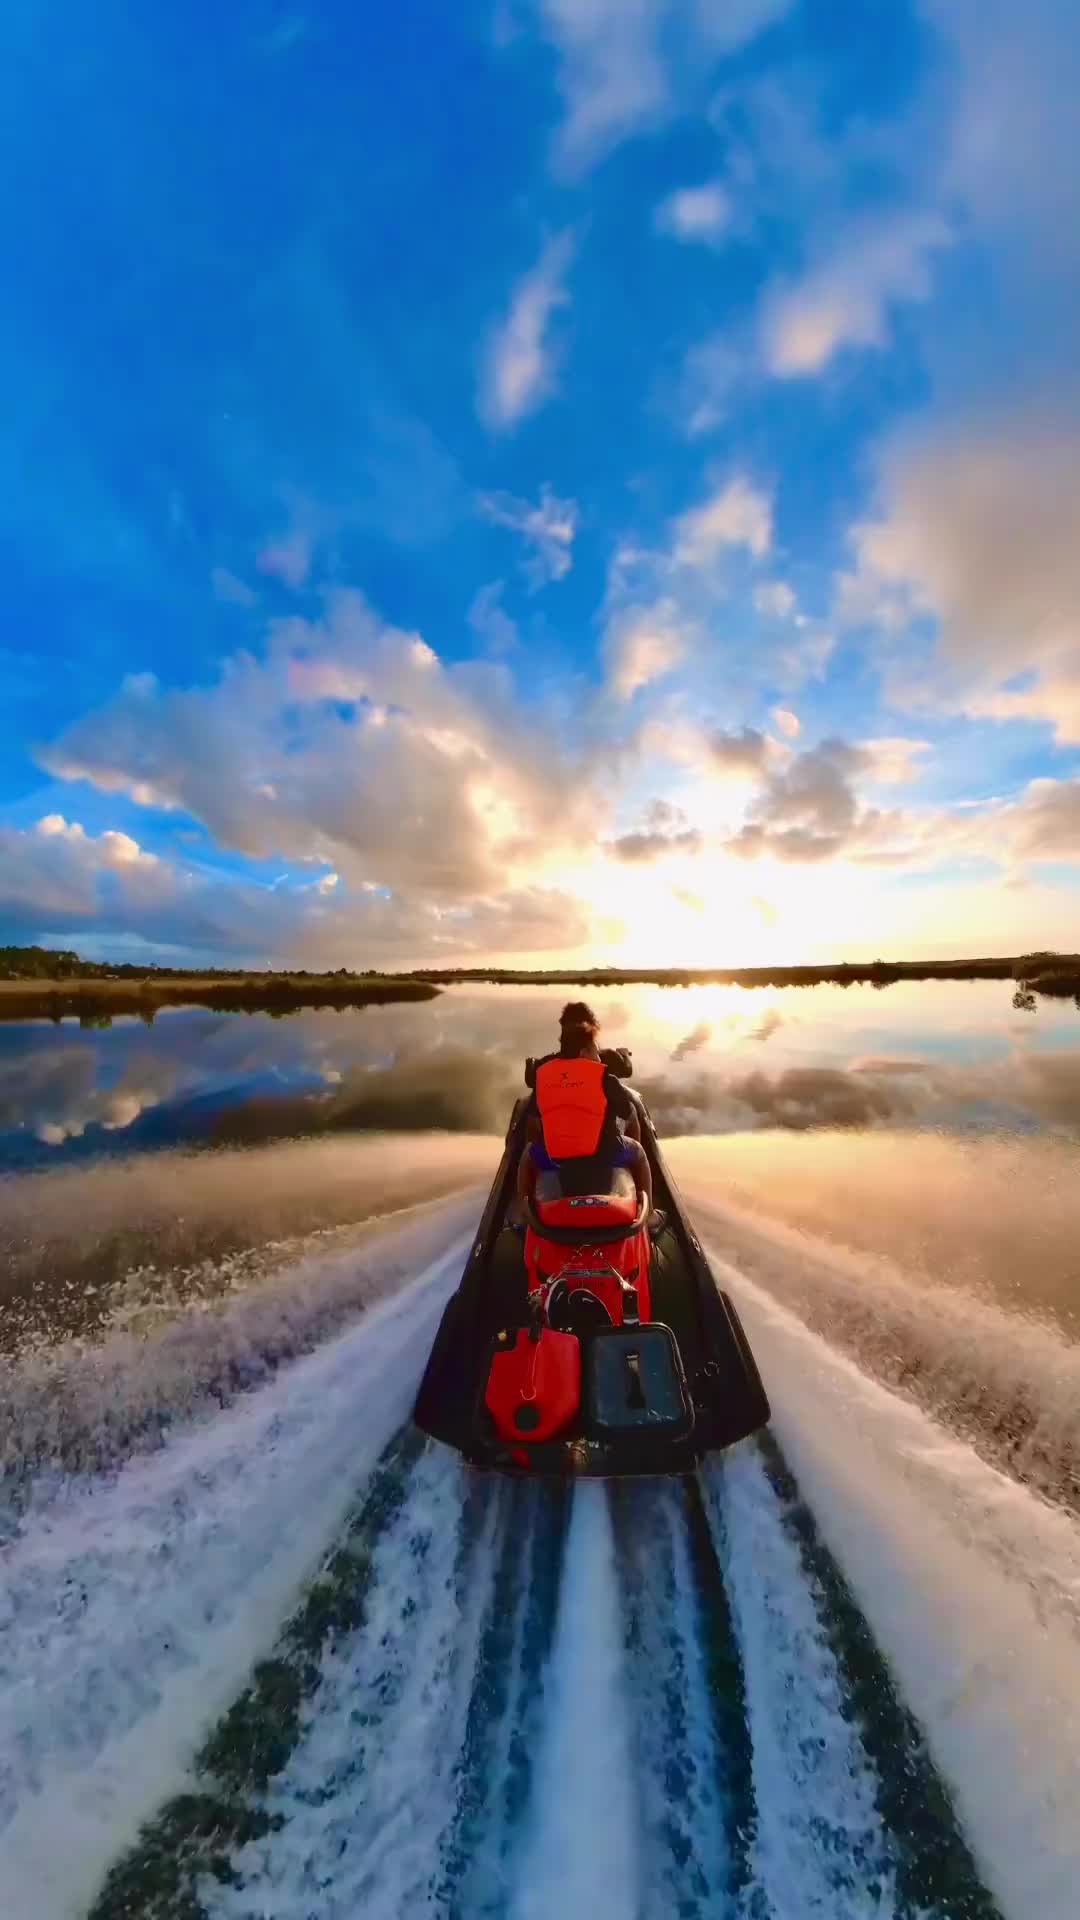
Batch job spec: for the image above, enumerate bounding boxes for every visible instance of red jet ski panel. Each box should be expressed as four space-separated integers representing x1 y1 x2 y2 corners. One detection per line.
485 1327 582 1444
525 1190 652 1323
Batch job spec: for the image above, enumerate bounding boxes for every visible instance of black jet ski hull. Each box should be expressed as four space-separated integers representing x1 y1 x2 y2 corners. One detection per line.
412 1094 769 1477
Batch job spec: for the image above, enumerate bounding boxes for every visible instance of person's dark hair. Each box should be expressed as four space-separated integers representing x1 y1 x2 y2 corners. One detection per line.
558 1000 600 1056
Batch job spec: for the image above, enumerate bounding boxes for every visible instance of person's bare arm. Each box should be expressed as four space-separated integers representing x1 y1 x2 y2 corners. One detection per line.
609 1075 641 1144
516 1145 536 1215
628 1140 653 1212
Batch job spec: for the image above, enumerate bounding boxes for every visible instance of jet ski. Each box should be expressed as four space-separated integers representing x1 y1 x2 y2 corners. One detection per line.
413 1060 769 1477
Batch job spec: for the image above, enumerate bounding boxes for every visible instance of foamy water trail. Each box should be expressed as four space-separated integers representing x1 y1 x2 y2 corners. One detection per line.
438 1477 569 1920
707 1447 896 1917
0 1240 465 1920
677 1143 1080 1511
510 1482 639 1920
0 1131 495 1353
2 1174 1072 1920
611 1479 742 1917
207 1443 498 1919
1 1193 481 1520
720 1257 1080 1920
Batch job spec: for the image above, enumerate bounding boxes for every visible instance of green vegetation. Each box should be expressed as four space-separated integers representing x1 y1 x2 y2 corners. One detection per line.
1013 952 1080 997
409 954 1080 997
0 944 87 978
413 959 1015 986
0 947 439 1021
2 943 1079 1022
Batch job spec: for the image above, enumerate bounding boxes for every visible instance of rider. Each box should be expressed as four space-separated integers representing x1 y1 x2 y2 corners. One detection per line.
516 1002 653 1215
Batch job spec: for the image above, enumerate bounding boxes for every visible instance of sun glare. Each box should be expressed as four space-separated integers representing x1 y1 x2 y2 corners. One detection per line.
616 875 780 968
526 842 916 972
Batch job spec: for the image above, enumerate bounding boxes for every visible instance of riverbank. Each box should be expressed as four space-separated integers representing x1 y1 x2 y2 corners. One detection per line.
0 975 441 1024
3 951 1078 1024
408 954 1080 994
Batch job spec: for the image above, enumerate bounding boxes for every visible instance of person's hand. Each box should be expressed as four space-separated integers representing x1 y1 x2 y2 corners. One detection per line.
600 1045 633 1077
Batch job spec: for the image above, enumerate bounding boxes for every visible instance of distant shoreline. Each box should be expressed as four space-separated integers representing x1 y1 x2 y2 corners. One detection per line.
408 954 1080 996
0 975 441 1024
1 950 1077 1022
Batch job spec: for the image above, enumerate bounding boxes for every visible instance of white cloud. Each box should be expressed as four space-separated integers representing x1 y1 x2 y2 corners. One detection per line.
0 816 181 940
861 737 933 786
40 590 608 908
762 211 950 377
773 705 801 738
468 581 519 653
0 811 599 968
601 477 784 703
479 232 574 429
727 737 918 864
655 179 733 245
1006 777 1080 862
923 0 1080 279
36 815 158 870
256 528 313 588
773 628 835 697
817 0 1080 752
540 0 667 175
710 728 1057 876
710 727 773 775
609 797 704 862
754 580 797 619
674 476 772 564
22 664 1080 964
537 0 794 174
715 735 940 868
479 483 579 588
677 333 740 438
844 416 1080 741
211 567 258 608
605 602 687 699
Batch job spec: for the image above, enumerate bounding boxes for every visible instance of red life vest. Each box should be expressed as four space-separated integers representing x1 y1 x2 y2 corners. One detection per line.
535 1055 609 1159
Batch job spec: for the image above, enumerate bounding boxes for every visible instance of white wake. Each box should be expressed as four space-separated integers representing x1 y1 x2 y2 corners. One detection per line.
510 1482 639 1920
718 1254 1080 1920
0 1238 466 1920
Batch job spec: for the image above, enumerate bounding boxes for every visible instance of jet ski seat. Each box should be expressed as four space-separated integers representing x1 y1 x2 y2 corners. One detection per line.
533 1162 637 1220
524 1163 651 1323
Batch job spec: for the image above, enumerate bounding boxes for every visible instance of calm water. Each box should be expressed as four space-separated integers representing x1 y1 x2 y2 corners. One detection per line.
2 975 1078 1363
2 975 1078 1166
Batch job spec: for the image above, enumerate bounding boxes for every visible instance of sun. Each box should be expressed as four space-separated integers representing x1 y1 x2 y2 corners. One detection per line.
523 835 913 971
620 870 783 968
531 848 786 968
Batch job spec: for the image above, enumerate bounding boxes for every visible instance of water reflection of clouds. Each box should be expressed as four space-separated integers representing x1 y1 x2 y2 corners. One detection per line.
0 1039 180 1147
1 979 1079 1159
0 995 550 1156
639 1047 1080 1138
671 1022 712 1062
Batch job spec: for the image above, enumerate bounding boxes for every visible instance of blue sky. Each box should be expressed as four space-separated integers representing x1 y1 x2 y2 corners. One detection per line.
3 0 1080 967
